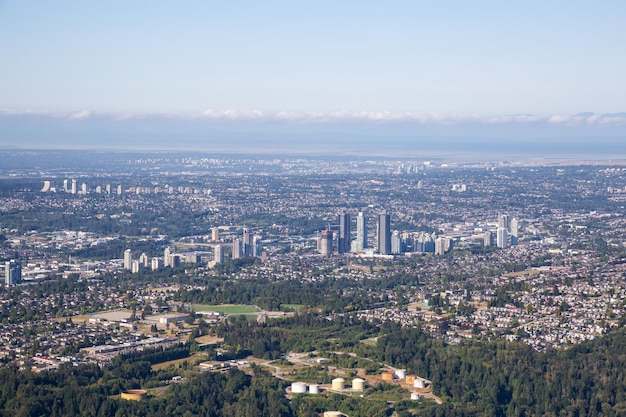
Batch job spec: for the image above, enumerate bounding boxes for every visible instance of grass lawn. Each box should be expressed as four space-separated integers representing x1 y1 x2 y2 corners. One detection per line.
502 268 539 277
192 304 260 314
280 304 306 311
150 352 206 371
360 337 379 346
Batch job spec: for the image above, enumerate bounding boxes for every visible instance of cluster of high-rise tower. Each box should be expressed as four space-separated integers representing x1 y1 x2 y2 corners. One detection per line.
120 213 519 268
41 179 123 195
230 228 263 260
123 247 201 273
318 212 520 257
318 212 394 256
485 214 519 249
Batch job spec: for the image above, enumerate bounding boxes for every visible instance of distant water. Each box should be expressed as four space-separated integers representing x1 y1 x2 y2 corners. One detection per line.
1 113 625 161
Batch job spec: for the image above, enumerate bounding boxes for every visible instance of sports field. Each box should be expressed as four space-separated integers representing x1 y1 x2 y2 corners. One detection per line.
192 304 260 314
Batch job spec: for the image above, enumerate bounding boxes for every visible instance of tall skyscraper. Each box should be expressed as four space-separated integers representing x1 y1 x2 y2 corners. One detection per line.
41 181 51 192
63 179 69 192
391 230 402 254
232 238 242 259
151 257 163 271
377 212 391 254
242 228 251 256
252 235 262 257
497 227 508 248
414 232 436 253
498 214 509 230
139 253 149 268
510 218 519 246
484 231 494 247
71 179 77 194
355 212 367 252
435 237 453 255
338 213 351 254
211 227 220 241
319 230 333 256
164 247 171 267
81 183 87 194
214 244 224 264
123 249 132 270
4 260 21 287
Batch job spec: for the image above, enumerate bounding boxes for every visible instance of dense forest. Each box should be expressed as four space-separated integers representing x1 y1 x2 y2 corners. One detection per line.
0 364 291 417
370 325 626 416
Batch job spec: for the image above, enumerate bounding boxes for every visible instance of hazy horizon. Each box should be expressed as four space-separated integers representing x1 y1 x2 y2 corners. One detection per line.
1 110 625 159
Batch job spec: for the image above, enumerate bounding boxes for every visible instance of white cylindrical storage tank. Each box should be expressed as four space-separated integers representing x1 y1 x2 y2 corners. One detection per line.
331 378 345 391
414 378 426 389
395 369 406 380
291 382 307 394
309 384 319 394
410 392 420 400
352 378 365 391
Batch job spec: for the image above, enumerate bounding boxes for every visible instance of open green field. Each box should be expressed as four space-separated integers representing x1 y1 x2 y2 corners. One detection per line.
280 304 306 311
502 268 540 277
192 304 260 314
360 336 379 346
150 352 206 371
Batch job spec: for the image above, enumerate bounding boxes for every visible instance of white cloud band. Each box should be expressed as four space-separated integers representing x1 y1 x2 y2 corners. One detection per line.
1 108 625 126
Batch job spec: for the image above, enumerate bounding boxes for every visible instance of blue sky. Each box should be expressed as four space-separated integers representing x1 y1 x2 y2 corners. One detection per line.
0 1 625 154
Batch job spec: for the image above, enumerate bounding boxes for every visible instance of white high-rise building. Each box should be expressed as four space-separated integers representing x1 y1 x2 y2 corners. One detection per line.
355 212 367 252
139 253 149 268
164 247 171 267
252 235 262 257
123 249 132 270
41 181 52 192
5 260 21 287
319 230 333 256
71 179 77 194
151 257 163 271
391 231 402 254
